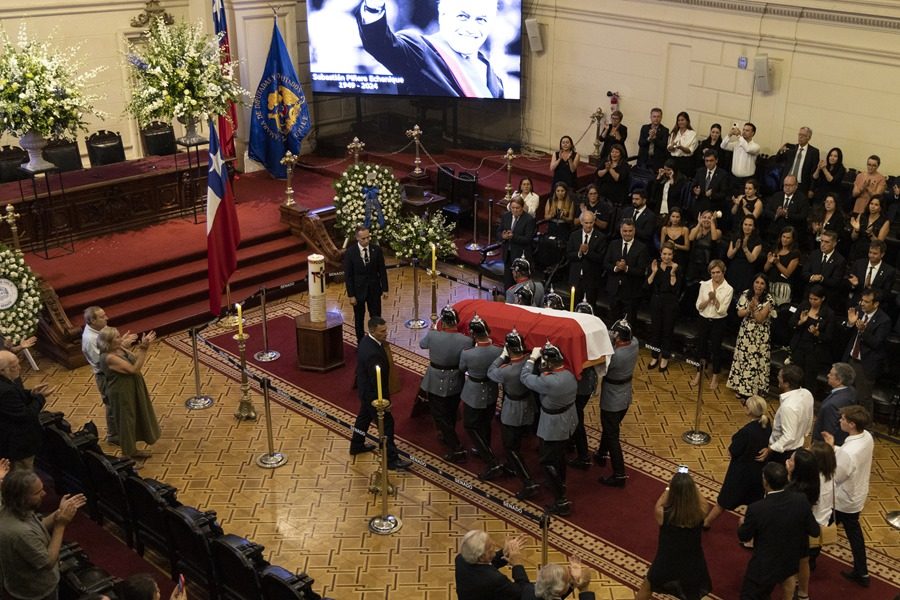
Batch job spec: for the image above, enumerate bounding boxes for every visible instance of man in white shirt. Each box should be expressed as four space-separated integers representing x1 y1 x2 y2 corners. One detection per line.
757 365 814 464
721 122 760 185
823 405 874 588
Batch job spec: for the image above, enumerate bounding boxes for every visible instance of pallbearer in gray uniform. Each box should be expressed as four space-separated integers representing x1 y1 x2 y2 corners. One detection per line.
521 342 579 516
505 257 544 306
460 315 504 480
419 306 474 463
595 319 639 488
487 329 540 499
569 299 600 470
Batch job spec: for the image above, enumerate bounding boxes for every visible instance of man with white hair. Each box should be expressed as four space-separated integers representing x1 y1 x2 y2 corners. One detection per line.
357 0 504 98
454 530 529 599
778 126 820 197
525 558 594 599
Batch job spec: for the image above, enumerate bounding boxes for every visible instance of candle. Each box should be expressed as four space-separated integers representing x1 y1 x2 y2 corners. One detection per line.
570 287 575 312
235 303 243 337
431 242 436 273
375 364 383 401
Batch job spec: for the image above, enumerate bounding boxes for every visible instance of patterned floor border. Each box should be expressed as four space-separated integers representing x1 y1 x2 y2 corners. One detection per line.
165 299 900 591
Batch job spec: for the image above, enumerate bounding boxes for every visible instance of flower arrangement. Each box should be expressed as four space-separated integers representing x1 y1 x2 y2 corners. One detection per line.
0 244 42 344
386 211 456 262
333 162 402 242
0 25 104 139
125 17 246 125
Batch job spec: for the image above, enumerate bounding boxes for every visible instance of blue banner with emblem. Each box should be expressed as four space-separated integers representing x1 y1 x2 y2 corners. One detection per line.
248 21 311 179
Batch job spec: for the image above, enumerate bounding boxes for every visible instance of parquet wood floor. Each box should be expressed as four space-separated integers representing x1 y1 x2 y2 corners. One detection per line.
28 258 900 599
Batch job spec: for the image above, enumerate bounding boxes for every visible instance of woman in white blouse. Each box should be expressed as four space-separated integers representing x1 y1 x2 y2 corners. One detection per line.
510 176 540 217
693 259 734 388
667 111 699 176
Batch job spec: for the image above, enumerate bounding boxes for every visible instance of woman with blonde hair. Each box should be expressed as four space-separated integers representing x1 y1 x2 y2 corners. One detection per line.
636 471 711 600
97 326 160 464
703 395 771 529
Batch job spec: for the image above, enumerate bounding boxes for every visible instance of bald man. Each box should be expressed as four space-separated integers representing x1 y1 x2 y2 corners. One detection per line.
0 350 52 469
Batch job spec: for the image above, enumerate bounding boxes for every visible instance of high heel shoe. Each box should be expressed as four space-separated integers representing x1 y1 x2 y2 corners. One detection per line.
648 358 659 369
658 360 668 373
709 374 719 389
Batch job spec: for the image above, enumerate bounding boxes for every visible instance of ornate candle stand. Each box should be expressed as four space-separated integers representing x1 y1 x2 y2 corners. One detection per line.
368 396 401 535
405 258 428 329
2 205 22 251
589 106 606 165
233 332 258 421
280 151 300 207
429 266 439 325
405 124 426 180
347 137 366 165
503 147 518 201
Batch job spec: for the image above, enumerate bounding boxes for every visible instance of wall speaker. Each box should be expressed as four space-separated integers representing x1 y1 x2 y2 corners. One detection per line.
524 18 543 53
754 54 771 93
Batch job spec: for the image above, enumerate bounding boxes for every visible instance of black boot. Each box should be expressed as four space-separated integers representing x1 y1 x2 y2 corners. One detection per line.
543 465 572 516
471 431 503 480
509 450 540 500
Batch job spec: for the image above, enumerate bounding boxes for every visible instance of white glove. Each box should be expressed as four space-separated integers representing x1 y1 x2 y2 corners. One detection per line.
530 347 542 360
500 348 509 360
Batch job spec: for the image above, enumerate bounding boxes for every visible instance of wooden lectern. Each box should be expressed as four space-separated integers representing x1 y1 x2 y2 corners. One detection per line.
295 312 344 371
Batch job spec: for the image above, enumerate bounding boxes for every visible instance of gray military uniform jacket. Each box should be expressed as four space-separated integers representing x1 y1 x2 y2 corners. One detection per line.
460 343 503 409
521 361 578 441
419 329 473 397
487 355 535 427
504 279 545 306
600 338 639 412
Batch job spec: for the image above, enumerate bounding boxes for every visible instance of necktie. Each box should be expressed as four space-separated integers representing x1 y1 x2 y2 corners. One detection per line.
363 247 370 265
583 233 589 246
705 170 713 189
511 216 517 231
865 265 874 287
790 147 804 179
634 209 642 222
851 314 869 359
623 241 629 256
783 196 791 211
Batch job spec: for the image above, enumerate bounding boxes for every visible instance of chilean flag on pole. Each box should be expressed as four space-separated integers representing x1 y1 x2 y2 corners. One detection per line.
207 120 241 315
212 0 238 158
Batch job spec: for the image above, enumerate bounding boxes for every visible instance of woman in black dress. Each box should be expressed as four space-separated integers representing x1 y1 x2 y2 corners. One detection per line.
636 472 712 600
703 395 771 529
660 209 690 267
786 449 821 600
646 242 683 372
596 143 631 206
725 215 763 297
764 226 801 306
810 147 846 205
848 196 890 261
789 285 835 394
810 193 846 246
696 123 730 174
550 135 579 189
576 184 614 234
686 210 722 286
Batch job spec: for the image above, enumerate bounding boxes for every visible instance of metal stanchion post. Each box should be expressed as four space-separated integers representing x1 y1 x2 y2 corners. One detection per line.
253 287 280 362
886 511 900 530
256 378 287 468
233 332 258 421
540 511 551 567
682 359 711 445
465 195 483 251
429 264 438 326
486 197 500 256
405 258 428 329
368 396 402 535
185 328 214 410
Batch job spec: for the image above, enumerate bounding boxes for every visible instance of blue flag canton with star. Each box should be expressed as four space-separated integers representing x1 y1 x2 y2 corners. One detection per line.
249 22 311 179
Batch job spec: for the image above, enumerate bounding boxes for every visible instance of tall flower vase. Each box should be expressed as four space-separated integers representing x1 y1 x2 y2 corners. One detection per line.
177 116 208 146
18 131 56 172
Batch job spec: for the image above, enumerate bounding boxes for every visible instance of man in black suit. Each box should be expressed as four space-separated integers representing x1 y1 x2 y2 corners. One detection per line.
0 350 50 470
802 229 846 305
454 530 530 600
763 175 809 243
636 107 669 172
689 149 729 221
498 196 536 290
604 219 649 325
842 288 891 416
846 239 896 306
349 316 412 470
778 126 820 198
812 362 856 444
344 225 389 341
567 210 607 307
619 189 657 248
738 462 820 600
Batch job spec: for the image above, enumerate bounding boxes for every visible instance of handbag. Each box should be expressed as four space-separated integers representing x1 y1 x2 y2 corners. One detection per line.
810 479 837 547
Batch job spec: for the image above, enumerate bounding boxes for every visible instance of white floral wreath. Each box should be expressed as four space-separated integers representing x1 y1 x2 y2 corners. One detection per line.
332 162 402 242
0 244 41 344
387 211 456 262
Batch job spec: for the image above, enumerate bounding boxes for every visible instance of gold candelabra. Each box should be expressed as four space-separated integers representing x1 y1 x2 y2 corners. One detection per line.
280 151 300 207
503 147 518 201
405 124 425 178
2 205 22 251
233 332 258 421
347 137 366 165
590 106 606 160
429 268 439 325
368 396 402 534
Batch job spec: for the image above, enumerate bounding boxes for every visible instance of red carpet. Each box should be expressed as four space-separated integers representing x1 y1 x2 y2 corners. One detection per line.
170 309 899 600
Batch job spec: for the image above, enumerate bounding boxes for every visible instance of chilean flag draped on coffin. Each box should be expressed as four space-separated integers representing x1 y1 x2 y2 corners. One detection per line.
248 20 312 178
207 121 241 314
